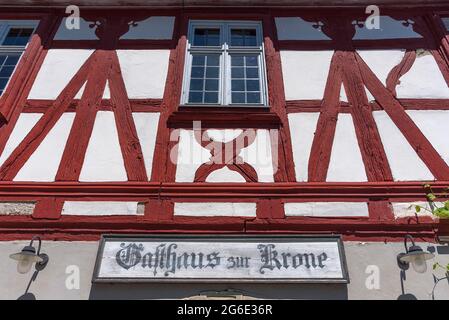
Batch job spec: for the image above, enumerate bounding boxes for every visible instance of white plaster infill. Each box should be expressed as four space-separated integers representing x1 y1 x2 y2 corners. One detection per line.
174 202 257 217
284 202 369 217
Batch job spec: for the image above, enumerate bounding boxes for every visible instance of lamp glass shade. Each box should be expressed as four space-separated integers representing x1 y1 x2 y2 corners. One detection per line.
411 254 428 274
9 248 43 274
399 246 434 274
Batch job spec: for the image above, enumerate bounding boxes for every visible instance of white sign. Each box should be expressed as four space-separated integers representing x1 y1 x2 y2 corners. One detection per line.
93 235 349 283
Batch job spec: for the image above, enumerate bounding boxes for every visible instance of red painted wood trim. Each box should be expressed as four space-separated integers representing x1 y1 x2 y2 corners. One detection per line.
144 14 185 219
167 109 281 128
150 14 186 183
286 99 449 112
0 181 446 199
307 52 342 182
50 39 176 50
0 14 59 122
368 199 394 221
356 51 449 180
0 14 60 169
32 197 64 219
256 198 285 219
0 55 92 181
55 50 110 181
340 52 393 182
0 214 440 242
263 15 296 183
109 51 148 181
277 39 426 51
23 99 162 113
386 50 416 96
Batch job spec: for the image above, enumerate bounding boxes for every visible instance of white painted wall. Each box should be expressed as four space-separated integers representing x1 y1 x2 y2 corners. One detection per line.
116 50 170 99
327 114 367 182
174 202 256 217
407 110 449 167
175 129 274 183
79 111 127 182
287 112 320 182
373 111 434 181
121 16 175 40
240 129 275 183
284 202 369 217
54 18 99 40
391 201 440 219
14 113 75 182
357 50 404 87
28 49 94 100
396 53 449 99
357 49 405 102
353 16 422 40
132 112 160 180
205 167 246 183
0 113 42 167
62 201 141 215
275 17 330 41
280 50 334 100
175 129 212 183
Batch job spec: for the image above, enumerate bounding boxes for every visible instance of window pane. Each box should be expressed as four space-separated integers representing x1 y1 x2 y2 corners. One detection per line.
231 56 244 66
204 92 219 103
2 28 34 46
191 67 204 78
193 28 220 46
188 54 221 104
190 79 203 90
230 29 257 46
0 53 21 96
246 67 259 78
443 17 449 32
0 66 14 77
207 55 220 66
230 54 262 104
246 80 260 91
232 92 245 104
231 80 245 91
205 79 219 91
188 91 203 103
192 55 205 66
206 67 219 78
245 56 258 66
231 67 244 78
247 92 261 104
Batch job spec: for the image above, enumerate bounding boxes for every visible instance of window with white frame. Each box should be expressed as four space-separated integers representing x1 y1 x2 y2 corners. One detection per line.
442 17 449 32
182 21 267 106
0 20 38 96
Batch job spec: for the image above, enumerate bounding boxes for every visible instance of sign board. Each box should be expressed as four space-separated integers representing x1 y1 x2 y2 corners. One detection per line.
92 235 349 283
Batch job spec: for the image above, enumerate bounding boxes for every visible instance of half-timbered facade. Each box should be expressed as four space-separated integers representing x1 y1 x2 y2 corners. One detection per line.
1 0 449 299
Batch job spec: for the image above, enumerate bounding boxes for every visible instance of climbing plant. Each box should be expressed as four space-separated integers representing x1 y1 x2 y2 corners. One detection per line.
411 184 449 219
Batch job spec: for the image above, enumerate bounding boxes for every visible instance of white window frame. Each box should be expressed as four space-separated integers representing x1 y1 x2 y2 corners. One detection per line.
181 20 268 107
0 20 39 95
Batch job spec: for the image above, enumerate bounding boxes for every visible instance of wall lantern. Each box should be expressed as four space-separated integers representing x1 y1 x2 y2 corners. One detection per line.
10 236 49 274
397 234 434 273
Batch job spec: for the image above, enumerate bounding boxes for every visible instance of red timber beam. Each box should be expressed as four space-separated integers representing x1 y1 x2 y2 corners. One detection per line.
145 11 183 222
0 13 60 169
306 18 393 182
0 13 60 123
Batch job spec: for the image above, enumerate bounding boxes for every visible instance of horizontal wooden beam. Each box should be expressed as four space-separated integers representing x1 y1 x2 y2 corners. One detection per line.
0 181 446 199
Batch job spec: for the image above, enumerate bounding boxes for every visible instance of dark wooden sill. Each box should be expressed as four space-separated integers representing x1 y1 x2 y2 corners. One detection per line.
167 106 282 129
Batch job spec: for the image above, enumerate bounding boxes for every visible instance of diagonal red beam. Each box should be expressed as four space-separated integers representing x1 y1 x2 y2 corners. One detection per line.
0 53 92 181
308 51 343 182
339 52 393 182
356 51 449 180
55 50 112 181
108 51 148 181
